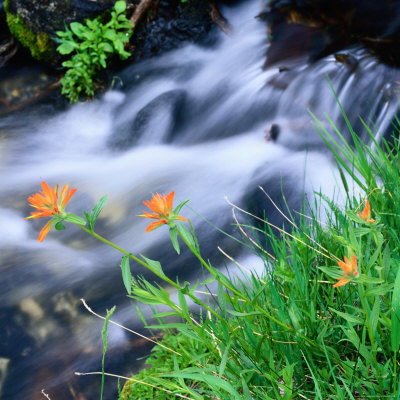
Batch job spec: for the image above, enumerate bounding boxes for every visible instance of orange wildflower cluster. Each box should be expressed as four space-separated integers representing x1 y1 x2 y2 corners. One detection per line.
358 200 376 223
26 181 76 242
138 191 187 232
333 255 359 288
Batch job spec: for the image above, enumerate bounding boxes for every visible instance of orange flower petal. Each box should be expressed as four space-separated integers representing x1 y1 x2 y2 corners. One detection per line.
174 215 188 222
165 191 175 211
137 211 162 220
333 277 351 288
145 219 168 232
338 256 353 274
38 220 54 242
139 191 186 232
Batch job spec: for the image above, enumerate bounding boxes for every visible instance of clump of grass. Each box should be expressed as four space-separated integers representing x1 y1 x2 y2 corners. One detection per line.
118 112 400 399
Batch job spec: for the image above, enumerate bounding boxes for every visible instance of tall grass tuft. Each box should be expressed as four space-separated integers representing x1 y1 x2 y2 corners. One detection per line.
119 111 400 399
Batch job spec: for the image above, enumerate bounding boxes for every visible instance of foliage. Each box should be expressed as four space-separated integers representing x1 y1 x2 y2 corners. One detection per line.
55 1 133 102
26 101 400 398
120 330 214 399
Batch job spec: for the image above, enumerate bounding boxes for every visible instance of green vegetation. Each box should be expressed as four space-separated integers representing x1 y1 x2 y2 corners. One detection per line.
25 98 400 398
117 111 400 398
55 0 133 102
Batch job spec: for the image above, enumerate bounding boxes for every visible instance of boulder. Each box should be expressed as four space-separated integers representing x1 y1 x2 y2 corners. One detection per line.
264 0 400 66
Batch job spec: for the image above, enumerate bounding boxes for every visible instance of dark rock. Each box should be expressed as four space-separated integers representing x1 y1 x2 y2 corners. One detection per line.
131 0 214 62
109 89 186 150
334 53 359 72
264 124 280 142
264 0 400 67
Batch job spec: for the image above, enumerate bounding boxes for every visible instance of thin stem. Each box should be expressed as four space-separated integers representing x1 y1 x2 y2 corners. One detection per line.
79 226 180 289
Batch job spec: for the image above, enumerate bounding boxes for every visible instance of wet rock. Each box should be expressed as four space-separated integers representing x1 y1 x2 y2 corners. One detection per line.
131 0 214 62
109 89 186 150
334 53 359 72
263 0 400 67
264 123 280 142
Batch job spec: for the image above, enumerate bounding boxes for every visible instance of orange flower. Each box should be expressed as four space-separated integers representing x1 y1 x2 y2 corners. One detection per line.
26 181 77 242
333 254 359 288
358 200 376 223
138 191 187 232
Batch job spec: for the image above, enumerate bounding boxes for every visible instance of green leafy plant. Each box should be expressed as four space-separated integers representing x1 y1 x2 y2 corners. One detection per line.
55 0 133 102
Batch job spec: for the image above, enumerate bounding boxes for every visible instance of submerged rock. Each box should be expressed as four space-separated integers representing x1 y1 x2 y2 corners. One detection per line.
109 89 186 150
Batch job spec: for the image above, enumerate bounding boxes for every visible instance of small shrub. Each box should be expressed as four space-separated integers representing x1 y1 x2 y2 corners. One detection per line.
55 0 133 102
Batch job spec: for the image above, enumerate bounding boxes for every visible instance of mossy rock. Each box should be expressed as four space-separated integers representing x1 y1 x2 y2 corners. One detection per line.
4 6 53 62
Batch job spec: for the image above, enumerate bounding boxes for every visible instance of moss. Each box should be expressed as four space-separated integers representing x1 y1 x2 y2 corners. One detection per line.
4 0 55 62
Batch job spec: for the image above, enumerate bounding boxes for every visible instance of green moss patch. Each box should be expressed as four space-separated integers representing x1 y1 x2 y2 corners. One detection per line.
4 2 55 62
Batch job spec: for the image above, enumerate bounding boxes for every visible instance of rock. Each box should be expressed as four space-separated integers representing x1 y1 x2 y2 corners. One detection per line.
3 0 135 62
264 0 400 66
130 0 214 62
109 89 186 150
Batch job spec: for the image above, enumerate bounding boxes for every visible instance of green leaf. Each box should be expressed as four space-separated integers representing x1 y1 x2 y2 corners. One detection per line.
173 199 189 215
140 254 166 278
70 22 84 37
120 255 132 295
329 307 364 324
57 42 76 55
217 281 226 317
169 226 180 254
365 283 394 297
102 43 114 53
391 264 400 351
370 297 381 338
82 31 95 41
219 339 232 377
200 276 215 285
319 266 344 280
357 275 383 284
226 310 263 317
55 221 66 231
64 213 86 225
151 311 181 319
89 194 108 231
178 223 196 249
104 30 118 41
114 0 127 13
177 290 189 318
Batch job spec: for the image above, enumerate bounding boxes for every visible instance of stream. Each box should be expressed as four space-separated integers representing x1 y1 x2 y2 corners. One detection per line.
1 0 400 399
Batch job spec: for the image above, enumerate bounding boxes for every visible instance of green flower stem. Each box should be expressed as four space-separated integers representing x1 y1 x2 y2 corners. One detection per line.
79 226 180 289
359 282 383 393
176 226 249 301
79 225 223 323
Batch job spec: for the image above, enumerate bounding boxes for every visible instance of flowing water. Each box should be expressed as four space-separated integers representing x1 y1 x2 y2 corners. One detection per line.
1 1 400 398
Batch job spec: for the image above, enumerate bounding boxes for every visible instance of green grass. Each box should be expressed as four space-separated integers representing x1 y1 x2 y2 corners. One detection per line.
117 106 400 399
